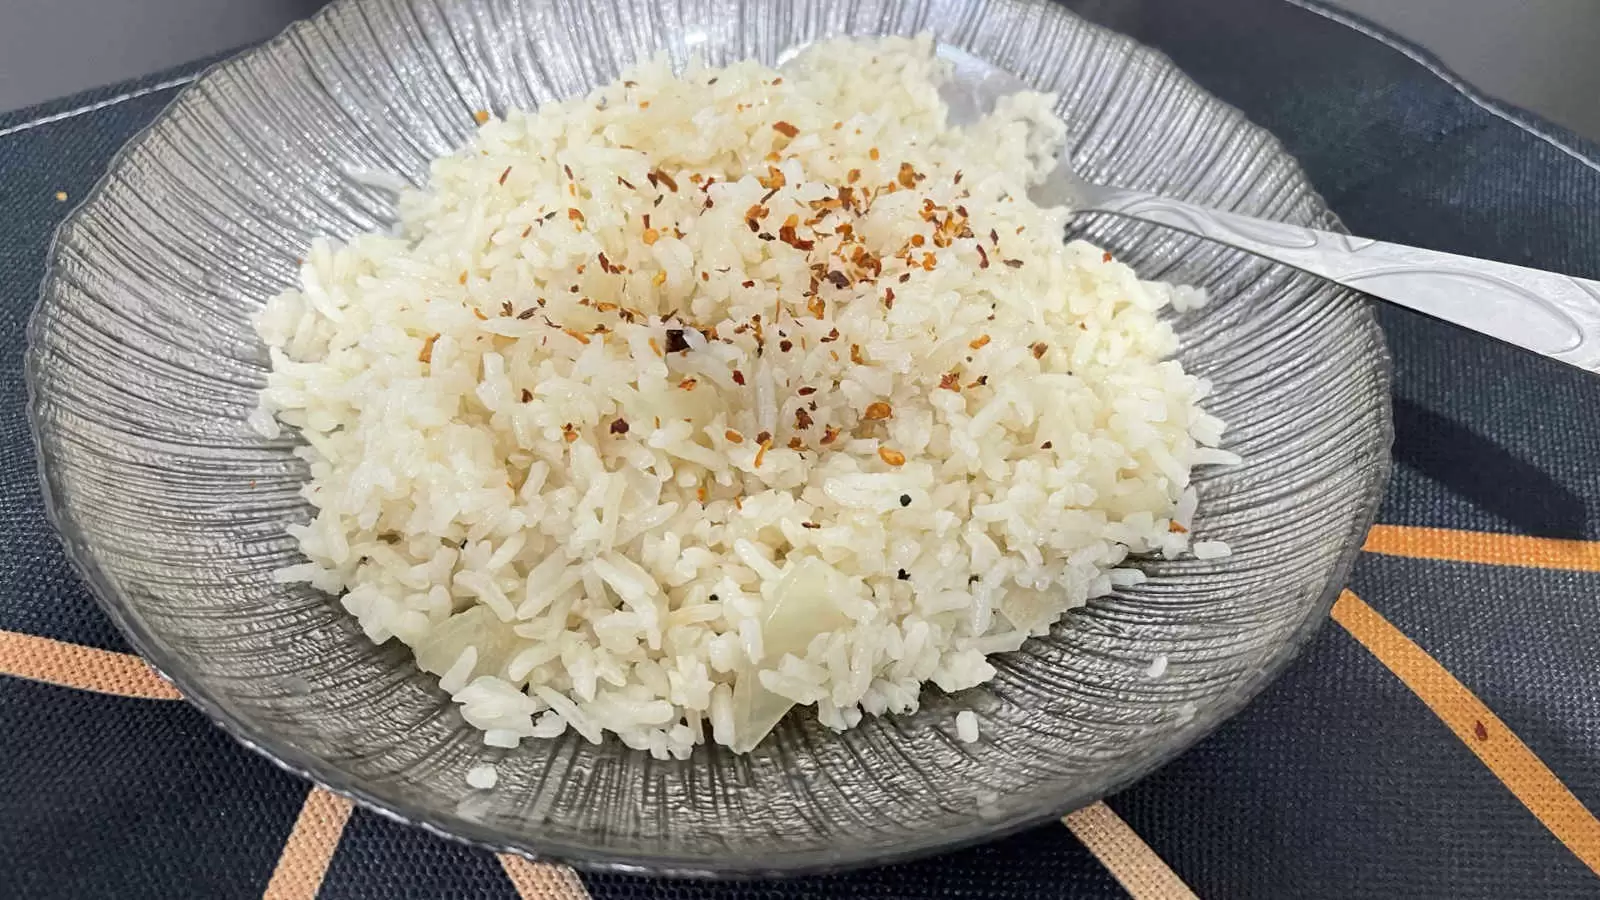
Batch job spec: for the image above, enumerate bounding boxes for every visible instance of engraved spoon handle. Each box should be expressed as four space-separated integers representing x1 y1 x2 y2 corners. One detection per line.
1072 183 1600 374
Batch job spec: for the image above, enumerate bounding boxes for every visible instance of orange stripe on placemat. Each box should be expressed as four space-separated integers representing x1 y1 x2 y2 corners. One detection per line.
0 629 180 699
1064 801 1200 900
262 788 354 900
1332 590 1600 876
1364 525 1600 571
498 854 592 900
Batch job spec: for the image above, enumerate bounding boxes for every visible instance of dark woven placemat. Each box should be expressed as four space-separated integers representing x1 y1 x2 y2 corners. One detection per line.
4 1 1600 897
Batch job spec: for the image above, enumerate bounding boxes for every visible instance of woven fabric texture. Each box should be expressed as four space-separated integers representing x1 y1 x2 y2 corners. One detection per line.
4 0 1600 897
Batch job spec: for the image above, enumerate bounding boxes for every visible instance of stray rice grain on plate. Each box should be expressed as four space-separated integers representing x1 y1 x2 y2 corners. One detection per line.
254 35 1231 761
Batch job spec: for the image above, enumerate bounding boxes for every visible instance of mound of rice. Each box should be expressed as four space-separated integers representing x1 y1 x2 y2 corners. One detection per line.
253 35 1232 760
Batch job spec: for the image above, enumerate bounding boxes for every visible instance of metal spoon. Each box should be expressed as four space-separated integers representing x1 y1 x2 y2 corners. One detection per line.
927 43 1600 374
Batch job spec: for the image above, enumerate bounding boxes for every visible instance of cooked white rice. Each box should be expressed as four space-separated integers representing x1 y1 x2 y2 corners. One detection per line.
955 710 980 744
254 35 1230 760
465 763 499 790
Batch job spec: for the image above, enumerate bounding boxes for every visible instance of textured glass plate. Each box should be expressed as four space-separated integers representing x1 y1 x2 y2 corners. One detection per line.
27 0 1390 877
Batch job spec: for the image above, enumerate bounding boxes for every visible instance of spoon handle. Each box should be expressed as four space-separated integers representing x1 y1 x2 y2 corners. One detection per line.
1081 184 1600 374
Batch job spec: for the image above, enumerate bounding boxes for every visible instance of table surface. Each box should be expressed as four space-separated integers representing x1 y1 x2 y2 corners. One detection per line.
5 1 1600 897
2 0 1599 141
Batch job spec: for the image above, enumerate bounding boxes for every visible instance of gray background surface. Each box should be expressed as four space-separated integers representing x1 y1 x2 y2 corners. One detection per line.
1 0 1598 140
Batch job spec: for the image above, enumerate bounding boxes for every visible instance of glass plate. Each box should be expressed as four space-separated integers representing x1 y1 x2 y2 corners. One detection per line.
27 0 1391 876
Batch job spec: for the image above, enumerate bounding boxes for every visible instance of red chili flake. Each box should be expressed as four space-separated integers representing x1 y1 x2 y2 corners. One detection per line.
567 208 585 223
755 431 772 445
773 121 799 138
679 378 698 391
499 166 512 185
819 425 841 445
1103 251 1114 263
850 344 867 365
1473 721 1489 741
976 245 990 269
610 418 630 435
797 386 817 396
1031 342 1048 359
826 271 850 289
562 423 579 443
778 223 813 251
939 372 961 391
954 170 964 184
418 334 439 363
741 280 756 289
617 176 635 190
801 521 822 530
652 169 679 192
989 228 1000 245
795 408 814 429
758 167 786 192
563 164 575 181
521 225 533 238
779 339 793 353
521 389 533 403
884 288 895 309
732 370 746 386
